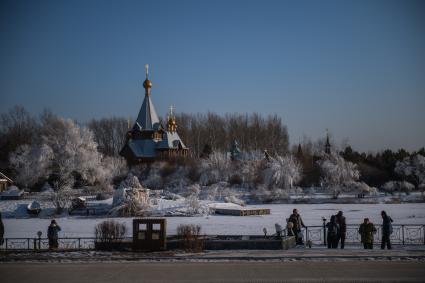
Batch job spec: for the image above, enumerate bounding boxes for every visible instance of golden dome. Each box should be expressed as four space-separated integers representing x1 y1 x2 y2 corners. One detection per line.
143 79 152 89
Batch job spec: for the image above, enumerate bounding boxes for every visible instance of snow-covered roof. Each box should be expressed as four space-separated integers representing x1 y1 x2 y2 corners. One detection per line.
0 171 13 183
134 94 161 131
157 131 188 150
128 139 157 158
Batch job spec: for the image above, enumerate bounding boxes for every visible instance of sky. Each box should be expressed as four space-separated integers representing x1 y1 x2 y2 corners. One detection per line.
0 0 424 152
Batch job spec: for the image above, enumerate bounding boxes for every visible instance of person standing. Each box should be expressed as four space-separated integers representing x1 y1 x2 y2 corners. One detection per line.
326 215 339 248
0 212 4 246
359 218 376 249
289 208 306 245
335 211 346 249
47 219 61 249
381 210 393 249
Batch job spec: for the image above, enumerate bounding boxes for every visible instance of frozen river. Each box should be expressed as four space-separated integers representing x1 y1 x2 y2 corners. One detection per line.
3 203 425 238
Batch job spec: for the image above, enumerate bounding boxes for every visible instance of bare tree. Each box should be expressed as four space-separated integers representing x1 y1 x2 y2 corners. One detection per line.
175 112 289 157
88 117 128 156
0 106 38 165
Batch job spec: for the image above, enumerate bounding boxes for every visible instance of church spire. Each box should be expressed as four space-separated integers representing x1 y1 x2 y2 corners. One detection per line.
134 64 160 131
325 129 331 155
167 105 177 132
143 64 152 96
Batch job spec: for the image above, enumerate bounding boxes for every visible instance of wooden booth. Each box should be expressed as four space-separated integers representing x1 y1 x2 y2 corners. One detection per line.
133 218 167 251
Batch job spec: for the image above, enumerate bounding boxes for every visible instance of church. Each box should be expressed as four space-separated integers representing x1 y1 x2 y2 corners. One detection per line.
120 65 189 164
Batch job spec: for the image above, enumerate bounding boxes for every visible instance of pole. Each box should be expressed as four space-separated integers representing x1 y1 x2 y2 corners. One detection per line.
305 227 309 243
323 218 327 246
402 225 405 245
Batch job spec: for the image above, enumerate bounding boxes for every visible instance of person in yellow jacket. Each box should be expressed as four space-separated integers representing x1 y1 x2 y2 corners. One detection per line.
359 218 377 249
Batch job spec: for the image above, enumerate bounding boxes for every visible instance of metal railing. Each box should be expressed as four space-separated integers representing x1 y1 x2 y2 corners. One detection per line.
0 237 133 251
1 224 424 250
303 224 425 246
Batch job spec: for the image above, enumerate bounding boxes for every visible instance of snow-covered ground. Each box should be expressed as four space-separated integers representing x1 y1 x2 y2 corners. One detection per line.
3 203 425 238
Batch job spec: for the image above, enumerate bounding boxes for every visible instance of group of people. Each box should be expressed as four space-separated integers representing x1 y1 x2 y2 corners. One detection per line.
286 208 394 250
325 211 346 249
1 209 395 250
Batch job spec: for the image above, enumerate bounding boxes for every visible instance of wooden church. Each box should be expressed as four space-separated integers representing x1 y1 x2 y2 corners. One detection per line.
120 65 189 164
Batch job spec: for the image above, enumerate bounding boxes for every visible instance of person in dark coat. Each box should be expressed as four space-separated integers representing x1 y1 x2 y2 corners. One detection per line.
47 219 61 249
335 211 346 249
289 208 306 245
326 215 339 248
0 212 4 246
359 218 376 249
381 210 393 249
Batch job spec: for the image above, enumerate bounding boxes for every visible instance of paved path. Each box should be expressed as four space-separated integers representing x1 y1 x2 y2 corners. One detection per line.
1 261 425 283
2 246 425 262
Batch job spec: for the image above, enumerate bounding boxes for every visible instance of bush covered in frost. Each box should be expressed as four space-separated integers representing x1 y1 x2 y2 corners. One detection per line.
382 181 415 194
318 153 360 188
395 154 425 186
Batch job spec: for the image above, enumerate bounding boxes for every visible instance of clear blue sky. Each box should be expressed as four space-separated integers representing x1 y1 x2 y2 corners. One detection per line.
1 0 424 152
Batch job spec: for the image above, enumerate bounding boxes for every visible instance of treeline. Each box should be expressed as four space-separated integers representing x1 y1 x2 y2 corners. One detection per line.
1 105 423 189
291 141 425 187
341 146 425 187
175 112 289 157
0 106 128 175
0 106 289 167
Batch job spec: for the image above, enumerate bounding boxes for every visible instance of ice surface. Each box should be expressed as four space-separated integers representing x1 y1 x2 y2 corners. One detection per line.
2 203 425 238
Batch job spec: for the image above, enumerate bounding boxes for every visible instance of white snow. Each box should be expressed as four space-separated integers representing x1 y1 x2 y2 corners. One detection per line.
2 203 425 238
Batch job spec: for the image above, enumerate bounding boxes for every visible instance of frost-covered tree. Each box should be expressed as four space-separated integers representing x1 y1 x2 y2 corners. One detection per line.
263 155 302 189
199 152 231 185
50 178 73 213
9 116 127 192
184 184 209 216
40 117 103 185
382 181 415 195
395 154 425 187
111 173 150 216
317 153 360 198
9 144 53 189
318 153 360 188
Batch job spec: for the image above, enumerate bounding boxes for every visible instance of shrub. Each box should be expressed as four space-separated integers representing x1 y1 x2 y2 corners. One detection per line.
177 224 204 252
95 220 126 244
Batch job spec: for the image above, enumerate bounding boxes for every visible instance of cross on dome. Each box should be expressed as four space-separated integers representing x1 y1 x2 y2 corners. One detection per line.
145 64 149 79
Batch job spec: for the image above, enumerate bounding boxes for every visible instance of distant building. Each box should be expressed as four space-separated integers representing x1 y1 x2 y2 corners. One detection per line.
325 130 331 155
0 171 13 192
230 140 241 161
120 65 189 164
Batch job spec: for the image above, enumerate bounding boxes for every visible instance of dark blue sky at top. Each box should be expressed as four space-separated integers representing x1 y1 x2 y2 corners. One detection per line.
1 0 424 152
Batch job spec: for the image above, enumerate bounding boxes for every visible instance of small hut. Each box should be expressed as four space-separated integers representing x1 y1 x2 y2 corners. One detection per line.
0 171 13 192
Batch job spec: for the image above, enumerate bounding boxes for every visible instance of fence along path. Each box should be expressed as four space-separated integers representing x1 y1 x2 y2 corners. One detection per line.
304 224 425 246
1 224 424 250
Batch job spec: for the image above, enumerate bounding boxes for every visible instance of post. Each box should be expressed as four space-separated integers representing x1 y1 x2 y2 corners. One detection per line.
78 238 81 249
27 238 30 250
402 225 405 245
305 227 309 243
5 238 7 251
33 238 36 250
37 231 42 250
322 218 327 246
